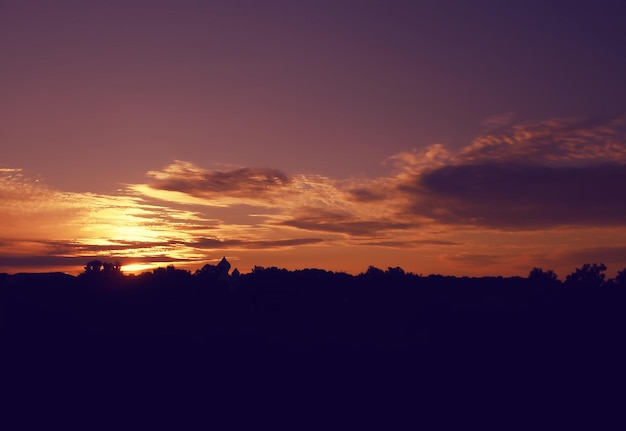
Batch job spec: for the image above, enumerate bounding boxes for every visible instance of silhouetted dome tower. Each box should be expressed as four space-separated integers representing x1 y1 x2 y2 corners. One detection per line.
217 256 231 277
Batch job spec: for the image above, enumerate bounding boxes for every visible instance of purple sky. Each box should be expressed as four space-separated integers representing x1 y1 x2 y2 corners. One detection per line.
2 1 626 277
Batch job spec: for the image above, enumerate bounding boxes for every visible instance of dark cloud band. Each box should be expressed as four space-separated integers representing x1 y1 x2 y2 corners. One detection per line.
401 162 626 228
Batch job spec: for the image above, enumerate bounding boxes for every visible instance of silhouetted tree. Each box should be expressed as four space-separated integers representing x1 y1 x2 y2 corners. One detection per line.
84 259 103 273
102 261 122 277
364 266 385 277
528 267 559 285
565 263 607 288
195 264 219 281
82 260 122 275
194 257 232 284
153 265 191 281
613 267 626 287
386 266 406 277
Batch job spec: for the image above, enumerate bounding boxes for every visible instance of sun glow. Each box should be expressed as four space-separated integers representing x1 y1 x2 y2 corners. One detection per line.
108 225 166 243
121 263 158 274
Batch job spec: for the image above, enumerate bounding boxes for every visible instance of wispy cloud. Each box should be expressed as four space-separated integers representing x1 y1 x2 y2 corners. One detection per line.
459 116 626 164
439 252 516 267
481 112 515 130
346 188 387 203
276 210 414 237
135 161 409 237
0 254 190 269
191 237 324 249
358 239 459 248
550 246 626 267
147 161 292 201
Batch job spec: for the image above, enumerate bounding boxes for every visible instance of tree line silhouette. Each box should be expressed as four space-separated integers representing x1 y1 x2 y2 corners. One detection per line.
69 258 626 288
2 259 626 429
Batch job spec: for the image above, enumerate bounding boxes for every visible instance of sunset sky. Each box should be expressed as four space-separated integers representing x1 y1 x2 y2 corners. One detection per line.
2 1 626 278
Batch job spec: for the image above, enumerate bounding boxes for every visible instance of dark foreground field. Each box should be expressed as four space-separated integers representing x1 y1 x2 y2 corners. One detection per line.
1 267 625 429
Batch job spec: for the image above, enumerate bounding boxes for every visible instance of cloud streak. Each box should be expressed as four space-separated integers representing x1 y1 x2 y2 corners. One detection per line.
358 239 459 248
277 210 413 237
459 116 626 164
147 161 292 201
402 162 626 228
191 237 324 250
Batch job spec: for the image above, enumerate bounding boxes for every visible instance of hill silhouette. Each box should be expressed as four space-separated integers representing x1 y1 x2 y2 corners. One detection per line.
2 260 626 429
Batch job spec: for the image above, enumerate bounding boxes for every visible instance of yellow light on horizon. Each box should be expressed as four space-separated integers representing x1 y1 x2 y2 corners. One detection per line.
122 263 157 274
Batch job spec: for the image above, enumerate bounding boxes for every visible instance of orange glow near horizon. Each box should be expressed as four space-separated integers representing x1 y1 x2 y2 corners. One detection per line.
121 262 160 274
3 126 626 279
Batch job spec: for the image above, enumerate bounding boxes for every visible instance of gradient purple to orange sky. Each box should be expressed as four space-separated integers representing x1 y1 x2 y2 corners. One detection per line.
2 1 626 278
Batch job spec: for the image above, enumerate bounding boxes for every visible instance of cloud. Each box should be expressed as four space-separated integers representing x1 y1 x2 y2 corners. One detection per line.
276 210 414 237
388 143 453 173
347 188 387 203
136 162 358 216
146 161 292 201
358 239 459 248
459 116 626 164
0 169 218 270
0 255 82 269
391 116 626 229
0 168 47 201
39 239 188 255
550 246 626 267
0 255 190 270
440 252 514 267
481 112 515 130
402 162 626 228
136 116 626 234
138 161 411 237
191 237 324 249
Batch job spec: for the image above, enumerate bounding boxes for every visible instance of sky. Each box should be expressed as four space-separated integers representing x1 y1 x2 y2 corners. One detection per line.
2 0 626 278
